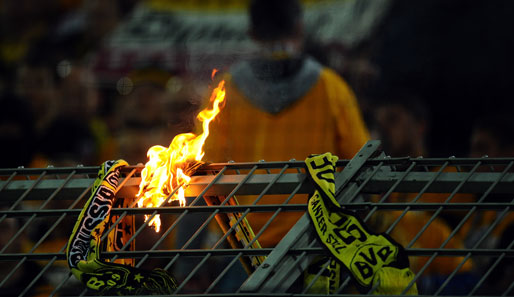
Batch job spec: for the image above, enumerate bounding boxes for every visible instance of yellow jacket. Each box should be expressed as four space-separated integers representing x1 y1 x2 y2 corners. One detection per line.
205 65 369 163
204 61 369 247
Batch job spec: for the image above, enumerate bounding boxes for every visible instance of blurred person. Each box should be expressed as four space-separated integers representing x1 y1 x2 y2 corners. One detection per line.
372 92 428 157
469 114 514 158
460 114 514 294
372 93 474 206
370 95 477 294
203 0 369 248
174 0 370 292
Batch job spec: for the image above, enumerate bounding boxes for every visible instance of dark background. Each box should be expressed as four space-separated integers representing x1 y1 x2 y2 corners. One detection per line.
0 0 513 168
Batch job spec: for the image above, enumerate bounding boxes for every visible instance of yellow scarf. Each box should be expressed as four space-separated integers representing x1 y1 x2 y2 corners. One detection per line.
66 160 178 295
305 153 418 295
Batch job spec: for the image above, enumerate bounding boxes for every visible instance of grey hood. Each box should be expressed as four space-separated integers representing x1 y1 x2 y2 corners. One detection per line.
229 56 322 114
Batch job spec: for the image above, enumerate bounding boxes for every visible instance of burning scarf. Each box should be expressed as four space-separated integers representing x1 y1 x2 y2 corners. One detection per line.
66 160 178 295
305 153 418 295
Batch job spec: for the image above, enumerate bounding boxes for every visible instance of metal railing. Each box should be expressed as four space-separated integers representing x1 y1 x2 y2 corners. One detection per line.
0 141 513 296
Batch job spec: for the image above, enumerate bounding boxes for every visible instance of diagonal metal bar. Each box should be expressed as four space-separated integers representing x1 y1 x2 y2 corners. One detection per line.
76 167 230 296
242 171 306 247
434 194 514 296
367 160 483 295
397 159 485 295
2 151 514 296
468 234 514 295
132 166 230 281
19 243 68 297
211 163 290 250
402 160 513 295
502 273 514 296
167 166 261 293
384 161 449 235
205 168 307 294
160 167 231 274
182 166 259 250
281 159 389 295
132 168 227 269
0 170 82 294
334 160 418 294
3 182 92 295
205 253 244 293
241 140 381 293
98 168 141 243
174 253 212 294
301 258 331 293
346 160 386 204
52 168 139 296
198 164 294 291
1 170 77 253
76 166 191 296
0 170 47 227
0 171 17 195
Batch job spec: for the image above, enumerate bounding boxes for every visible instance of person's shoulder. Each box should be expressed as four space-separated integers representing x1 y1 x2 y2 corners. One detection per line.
318 65 349 86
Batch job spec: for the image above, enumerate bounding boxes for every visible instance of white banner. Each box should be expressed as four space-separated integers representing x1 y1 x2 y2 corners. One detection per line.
93 0 391 79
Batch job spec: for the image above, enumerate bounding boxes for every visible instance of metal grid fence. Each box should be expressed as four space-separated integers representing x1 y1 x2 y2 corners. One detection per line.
0 141 513 296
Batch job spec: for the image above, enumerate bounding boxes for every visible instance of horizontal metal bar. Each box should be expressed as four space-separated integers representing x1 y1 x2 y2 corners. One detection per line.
2 171 514 202
362 156 514 166
104 294 513 297
0 174 309 201
2 203 512 218
1 156 513 175
2 248 512 261
0 166 102 175
360 171 514 194
0 178 98 202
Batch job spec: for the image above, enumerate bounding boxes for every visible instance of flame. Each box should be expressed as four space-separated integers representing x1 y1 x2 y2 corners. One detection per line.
137 78 226 232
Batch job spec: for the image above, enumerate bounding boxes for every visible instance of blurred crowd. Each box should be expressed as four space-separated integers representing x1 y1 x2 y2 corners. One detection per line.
1 0 513 296
1 0 513 169
0 0 202 169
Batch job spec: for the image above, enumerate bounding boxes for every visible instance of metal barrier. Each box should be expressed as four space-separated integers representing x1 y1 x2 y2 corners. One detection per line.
0 141 513 296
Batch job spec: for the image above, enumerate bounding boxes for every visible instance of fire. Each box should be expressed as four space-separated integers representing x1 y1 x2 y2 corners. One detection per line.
137 78 226 232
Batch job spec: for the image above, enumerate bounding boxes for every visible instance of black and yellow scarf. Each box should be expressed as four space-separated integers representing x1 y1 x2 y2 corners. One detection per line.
66 160 178 295
305 153 418 295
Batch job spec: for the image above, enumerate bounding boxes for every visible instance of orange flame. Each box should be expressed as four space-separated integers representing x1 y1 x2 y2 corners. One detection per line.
137 79 226 232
